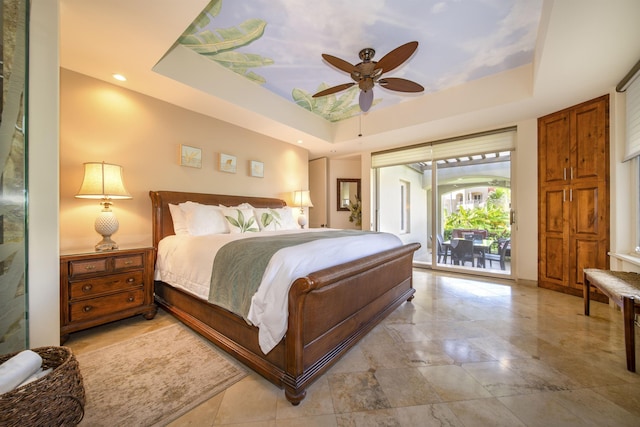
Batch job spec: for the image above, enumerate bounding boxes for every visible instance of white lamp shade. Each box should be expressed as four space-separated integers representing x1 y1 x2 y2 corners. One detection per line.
75 162 132 200
293 190 313 208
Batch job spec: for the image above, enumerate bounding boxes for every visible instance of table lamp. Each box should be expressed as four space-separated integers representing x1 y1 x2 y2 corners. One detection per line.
293 190 313 228
75 161 132 251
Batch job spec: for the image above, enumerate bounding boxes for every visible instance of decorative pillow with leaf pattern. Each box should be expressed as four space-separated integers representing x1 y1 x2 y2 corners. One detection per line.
254 208 282 231
254 207 299 230
222 208 259 233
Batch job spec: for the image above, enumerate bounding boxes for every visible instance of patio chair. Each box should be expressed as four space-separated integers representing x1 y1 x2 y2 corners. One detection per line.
450 239 476 267
485 238 510 270
436 233 449 263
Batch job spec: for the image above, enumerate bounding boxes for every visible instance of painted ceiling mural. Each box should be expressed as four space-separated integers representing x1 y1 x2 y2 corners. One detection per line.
179 0 542 122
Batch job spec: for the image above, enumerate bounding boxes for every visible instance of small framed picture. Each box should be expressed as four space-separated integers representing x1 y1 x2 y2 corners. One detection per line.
250 160 264 178
180 144 202 168
219 153 237 173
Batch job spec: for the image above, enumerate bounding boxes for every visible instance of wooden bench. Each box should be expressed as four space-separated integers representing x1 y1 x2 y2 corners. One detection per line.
583 269 640 372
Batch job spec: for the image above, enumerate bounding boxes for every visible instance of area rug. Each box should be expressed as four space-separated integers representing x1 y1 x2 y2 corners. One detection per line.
76 323 247 426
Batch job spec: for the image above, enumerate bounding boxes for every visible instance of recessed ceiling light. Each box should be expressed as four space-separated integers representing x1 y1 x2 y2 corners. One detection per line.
112 74 127 81
297 140 303 144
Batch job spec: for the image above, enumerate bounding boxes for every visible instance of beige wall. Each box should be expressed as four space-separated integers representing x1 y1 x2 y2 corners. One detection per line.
60 69 309 251
308 157 328 228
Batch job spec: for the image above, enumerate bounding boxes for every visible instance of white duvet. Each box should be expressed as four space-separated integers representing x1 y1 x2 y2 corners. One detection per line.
155 229 402 354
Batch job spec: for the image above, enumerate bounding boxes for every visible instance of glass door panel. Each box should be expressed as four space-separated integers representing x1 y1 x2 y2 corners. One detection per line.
435 152 512 276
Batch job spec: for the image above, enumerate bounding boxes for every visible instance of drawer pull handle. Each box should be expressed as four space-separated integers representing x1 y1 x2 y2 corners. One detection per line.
126 277 135 283
84 265 96 270
83 305 92 312
127 296 135 302
124 260 133 265
82 284 93 292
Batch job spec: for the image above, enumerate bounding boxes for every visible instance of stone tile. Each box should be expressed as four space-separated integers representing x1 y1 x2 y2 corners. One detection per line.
395 404 464 427
277 414 338 427
552 388 640 427
438 338 497 364
446 397 527 426
401 339 456 367
418 364 492 401
167 392 223 427
467 335 532 360
375 367 442 406
462 361 543 397
593 382 640 418
498 358 581 392
328 371 391 413
335 408 400 427
213 375 277 425
498 392 594 427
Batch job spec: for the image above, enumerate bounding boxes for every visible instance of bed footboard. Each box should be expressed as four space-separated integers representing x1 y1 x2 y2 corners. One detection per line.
283 242 420 404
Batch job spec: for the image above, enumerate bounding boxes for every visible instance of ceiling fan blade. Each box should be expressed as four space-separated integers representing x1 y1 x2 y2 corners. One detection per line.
321 54 357 74
378 78 424 93
359 89 374 112
312 82 356 98
374 41 419 74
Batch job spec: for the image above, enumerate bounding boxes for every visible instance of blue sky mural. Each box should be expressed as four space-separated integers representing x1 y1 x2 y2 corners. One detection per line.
179 0 542 121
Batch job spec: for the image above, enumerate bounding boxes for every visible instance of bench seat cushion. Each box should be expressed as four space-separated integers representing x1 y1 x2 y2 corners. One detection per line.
584 269 640 300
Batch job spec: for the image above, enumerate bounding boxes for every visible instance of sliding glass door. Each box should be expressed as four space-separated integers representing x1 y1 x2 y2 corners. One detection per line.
374 129 514 278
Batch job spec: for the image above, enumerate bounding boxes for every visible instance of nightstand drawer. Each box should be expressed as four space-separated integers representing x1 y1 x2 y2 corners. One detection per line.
113 253 144 271
68 257 108 277
69 289 145 322
69 271 144 299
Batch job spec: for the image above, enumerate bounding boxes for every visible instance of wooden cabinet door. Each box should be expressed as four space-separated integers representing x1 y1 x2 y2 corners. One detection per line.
569 180 609 291
571 96 609 183
539 185 569 287
539 110 570 186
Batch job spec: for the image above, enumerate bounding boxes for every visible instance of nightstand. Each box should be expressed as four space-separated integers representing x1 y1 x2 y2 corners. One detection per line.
60 247 157 343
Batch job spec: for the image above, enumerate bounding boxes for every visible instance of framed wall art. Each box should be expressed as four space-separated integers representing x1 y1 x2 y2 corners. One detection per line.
180 144 202 168
219 153 237 173
250 160 264 178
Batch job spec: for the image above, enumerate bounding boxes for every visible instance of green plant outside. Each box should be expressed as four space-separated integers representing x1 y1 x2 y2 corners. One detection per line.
443 188 511 241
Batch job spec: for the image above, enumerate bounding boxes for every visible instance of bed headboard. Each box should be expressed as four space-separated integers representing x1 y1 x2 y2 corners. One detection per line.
149 191 287 249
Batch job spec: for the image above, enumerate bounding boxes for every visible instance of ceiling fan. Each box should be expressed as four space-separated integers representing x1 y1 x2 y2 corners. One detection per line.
312 41 424 113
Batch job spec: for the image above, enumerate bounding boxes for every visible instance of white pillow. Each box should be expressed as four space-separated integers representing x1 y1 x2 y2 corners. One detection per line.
254 207 298 231
168 204 189 235
219 203 254 210
180 202 229 235
221 208 259 233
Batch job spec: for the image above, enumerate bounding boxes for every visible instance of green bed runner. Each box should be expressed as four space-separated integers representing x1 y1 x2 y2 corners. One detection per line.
208 230 373 321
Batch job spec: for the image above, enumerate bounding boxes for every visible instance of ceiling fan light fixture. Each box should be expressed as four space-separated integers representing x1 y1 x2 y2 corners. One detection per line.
359 89 374 112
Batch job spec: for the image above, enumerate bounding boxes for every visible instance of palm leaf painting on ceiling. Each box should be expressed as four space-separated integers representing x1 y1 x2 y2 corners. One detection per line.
177 0 367 122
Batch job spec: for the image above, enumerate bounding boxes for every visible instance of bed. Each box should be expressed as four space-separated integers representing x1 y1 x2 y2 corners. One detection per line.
149 190 420 404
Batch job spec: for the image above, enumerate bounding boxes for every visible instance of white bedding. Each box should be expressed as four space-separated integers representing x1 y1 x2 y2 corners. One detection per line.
155 229 402 354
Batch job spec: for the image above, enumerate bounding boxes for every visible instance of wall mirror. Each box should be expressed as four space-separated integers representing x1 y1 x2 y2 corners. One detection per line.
337 178 361 211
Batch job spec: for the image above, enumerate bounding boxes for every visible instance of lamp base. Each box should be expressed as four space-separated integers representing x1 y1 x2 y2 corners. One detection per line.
297 214 308 229
95 236 118 252
94 207 120 251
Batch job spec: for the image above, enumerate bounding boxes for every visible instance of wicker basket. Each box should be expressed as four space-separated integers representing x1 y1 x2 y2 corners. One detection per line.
0 346 85 426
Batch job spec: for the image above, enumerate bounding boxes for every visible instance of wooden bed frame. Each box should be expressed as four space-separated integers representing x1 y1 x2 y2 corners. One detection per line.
149 190 420 404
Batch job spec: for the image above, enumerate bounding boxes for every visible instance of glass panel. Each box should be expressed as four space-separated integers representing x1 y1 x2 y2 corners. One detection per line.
0 0 28 354
435 152 512 275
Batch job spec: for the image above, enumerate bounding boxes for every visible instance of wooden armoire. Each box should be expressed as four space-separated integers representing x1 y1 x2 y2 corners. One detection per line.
538 95 609 302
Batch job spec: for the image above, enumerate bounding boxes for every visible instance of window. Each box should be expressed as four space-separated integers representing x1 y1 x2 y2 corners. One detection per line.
618 58 640 253
400 180 410 233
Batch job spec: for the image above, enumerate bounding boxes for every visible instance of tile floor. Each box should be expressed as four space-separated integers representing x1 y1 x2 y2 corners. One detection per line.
66 270 640 426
